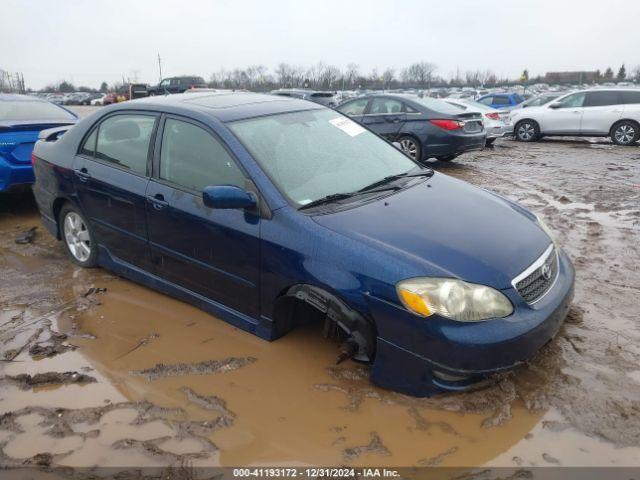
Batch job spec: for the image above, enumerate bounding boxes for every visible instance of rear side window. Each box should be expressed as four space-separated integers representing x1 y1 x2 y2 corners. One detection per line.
478 96 493 106
584 91 621 107
369 98 404 114
620 91 640 104
338 98 368 116
159 118 245 192
492 96 511 106
79 128 97 157
95 114 155 175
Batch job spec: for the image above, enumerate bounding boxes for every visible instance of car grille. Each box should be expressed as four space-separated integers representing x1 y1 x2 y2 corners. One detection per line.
513 245 558 304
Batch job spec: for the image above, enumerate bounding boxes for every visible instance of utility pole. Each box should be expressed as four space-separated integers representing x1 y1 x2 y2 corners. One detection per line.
157 54 163 83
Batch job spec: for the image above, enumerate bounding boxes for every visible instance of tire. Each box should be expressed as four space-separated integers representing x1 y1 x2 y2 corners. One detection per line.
611 120 640 146
515 120 540 142
59 204 98 268
485 138 496 146
397 136 421 161
436 155 457 162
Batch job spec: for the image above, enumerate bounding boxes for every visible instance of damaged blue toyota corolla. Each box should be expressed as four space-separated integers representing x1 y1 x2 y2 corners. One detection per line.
32 92 574 396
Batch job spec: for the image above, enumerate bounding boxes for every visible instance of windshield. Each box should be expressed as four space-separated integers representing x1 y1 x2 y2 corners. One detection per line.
229 109 417 207
0 100 76 121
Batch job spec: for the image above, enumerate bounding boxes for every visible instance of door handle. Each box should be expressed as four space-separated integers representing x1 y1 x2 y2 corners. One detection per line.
146 193 168 210
74 167 91 182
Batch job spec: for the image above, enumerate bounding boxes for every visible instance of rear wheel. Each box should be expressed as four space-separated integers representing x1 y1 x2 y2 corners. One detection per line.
60 204 97 268
485 138 496 146
611 120 639 146
515 120 540 142
398 136 421 161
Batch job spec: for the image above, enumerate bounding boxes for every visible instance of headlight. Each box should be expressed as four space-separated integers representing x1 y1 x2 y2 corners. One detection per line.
396 278 513 322
536 215 557 245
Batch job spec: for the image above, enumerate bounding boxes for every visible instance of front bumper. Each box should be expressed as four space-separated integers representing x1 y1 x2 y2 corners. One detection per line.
0 157 34 192
367 249 575 396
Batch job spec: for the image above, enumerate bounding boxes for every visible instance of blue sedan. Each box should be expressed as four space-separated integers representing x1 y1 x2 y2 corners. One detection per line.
476 92 525 109
0 94 77 192
31 92 574 396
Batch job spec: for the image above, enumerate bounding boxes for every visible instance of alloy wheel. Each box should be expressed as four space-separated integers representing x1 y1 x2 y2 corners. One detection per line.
517 123 535 141
614 124 636 145
63 212 91 262
399 138 418 159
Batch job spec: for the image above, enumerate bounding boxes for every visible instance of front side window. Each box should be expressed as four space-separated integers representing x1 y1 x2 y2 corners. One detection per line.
369 98 404 114
95 114 155 175
160 79 170 87
584 91 621 107
337 98 368 116
229 109 417 207
555 92 586 108
160 118 245 192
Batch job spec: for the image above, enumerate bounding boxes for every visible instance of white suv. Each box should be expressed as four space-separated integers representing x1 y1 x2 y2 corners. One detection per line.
510 89 640 145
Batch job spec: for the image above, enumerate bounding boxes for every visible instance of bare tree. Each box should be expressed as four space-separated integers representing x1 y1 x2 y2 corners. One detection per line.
382 68 395 89
345 63 360 87
402 62 437 87
319 64 342 89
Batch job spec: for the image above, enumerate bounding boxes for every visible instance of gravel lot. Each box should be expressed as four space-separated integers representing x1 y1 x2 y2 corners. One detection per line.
0 106 639 472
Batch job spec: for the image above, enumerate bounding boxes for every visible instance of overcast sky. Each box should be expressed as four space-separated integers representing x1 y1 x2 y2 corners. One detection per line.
3 0 638 89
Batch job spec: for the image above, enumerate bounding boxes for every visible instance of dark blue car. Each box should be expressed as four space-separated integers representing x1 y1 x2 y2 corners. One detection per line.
337 94 486 162
0 94 77 192
476 92 525 109
32 92 574 396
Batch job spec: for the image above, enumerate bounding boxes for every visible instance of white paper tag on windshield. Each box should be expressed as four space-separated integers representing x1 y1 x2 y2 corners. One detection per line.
329 117 366 137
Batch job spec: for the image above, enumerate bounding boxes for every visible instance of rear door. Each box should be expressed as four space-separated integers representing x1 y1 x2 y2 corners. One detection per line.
145 115 261 318
73 112 158 270
580 90 624 135
362 97 406 141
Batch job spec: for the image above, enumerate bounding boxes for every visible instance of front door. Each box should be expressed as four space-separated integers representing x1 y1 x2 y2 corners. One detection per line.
543 92 586 134
362 97 406 141
72 113 157 270
145 116 261 318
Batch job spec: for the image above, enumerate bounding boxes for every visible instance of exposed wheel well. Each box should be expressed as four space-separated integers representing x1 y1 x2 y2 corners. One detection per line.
610 119 640 137
272 284 376 362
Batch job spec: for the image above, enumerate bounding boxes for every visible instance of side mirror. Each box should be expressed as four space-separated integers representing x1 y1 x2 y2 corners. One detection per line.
202 185 257 210
548 103 562 109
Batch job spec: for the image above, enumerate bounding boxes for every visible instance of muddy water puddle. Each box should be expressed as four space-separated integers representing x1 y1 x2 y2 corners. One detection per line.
2 138 640 470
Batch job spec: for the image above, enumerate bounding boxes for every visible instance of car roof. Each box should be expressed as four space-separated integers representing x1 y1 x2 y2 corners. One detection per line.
117 91 322 122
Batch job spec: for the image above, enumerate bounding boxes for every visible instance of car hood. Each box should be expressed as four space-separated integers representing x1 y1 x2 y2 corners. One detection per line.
312 173 551 289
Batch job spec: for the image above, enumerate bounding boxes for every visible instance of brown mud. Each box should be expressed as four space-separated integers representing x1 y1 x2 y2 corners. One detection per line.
1 129 639 471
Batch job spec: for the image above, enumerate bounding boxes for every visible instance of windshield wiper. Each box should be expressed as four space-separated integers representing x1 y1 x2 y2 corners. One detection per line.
357 169 433 193
298 192 358 210
298 185 403 211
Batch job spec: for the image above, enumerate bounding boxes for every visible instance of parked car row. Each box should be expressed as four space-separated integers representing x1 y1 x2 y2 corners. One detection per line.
29 91 575 397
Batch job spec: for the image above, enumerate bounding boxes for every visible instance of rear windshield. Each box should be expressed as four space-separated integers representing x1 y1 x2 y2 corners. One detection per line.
409 96 462 115
0 100 76 121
